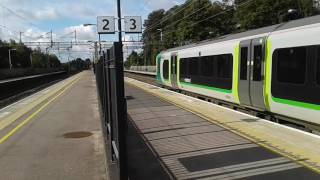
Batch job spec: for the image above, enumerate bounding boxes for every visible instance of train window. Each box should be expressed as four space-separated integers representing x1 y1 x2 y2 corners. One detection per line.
201 56 214 77
317 47 320 85
277 47 306 84
253 45 262 81
163 60 169 80
190 58 199 75
240 47 248 80
217 54 233 78
180 59 188 78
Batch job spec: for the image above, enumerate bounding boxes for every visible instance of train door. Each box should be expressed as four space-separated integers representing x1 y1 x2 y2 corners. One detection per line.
238 38 266 110
170 53 178 89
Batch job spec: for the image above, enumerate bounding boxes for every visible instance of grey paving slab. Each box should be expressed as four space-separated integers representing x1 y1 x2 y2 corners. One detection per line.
125 84 320 180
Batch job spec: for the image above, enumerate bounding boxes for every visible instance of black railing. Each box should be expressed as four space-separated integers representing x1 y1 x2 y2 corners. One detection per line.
94 42 128 180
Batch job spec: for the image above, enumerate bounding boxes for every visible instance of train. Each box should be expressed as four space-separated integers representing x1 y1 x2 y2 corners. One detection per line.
156 15 320 130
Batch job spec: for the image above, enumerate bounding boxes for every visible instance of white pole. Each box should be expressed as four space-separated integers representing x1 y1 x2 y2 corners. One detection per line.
8 50 12 70
30 53 33 68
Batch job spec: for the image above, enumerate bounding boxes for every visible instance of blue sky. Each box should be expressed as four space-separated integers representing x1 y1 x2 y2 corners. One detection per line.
0 0 185 61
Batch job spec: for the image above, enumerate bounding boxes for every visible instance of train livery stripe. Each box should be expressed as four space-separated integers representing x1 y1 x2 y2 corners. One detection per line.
168 58 171 84
272 97 320 111
156 54 161 83
177 55 181 87
264 38 272 111
180 82 232 93
233 42 240 104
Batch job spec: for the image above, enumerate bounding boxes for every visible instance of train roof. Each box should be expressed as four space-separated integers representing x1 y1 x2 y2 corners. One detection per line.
161 14 320 53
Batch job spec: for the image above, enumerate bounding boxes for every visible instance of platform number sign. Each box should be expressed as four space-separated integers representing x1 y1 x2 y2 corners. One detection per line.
124 16 142 33
97 16 115 34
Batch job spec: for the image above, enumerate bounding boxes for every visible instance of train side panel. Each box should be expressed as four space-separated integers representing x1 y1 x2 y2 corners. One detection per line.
267 24 320 124
175 41 239 104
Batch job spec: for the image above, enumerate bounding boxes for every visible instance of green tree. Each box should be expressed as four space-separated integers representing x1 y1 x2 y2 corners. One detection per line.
48 54 61 68
142 9 166 65
139 0 318 66
142 0 235 64
32 50 48 68
235 0 315 30
124 51 143 68
0 39 61 69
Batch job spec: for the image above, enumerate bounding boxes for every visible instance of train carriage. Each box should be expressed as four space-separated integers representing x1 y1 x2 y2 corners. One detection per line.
156 15 320 127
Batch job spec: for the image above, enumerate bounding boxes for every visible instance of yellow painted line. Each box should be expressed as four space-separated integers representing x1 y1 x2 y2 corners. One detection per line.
0 74 82 130
124 78 320 174
0 77 80 145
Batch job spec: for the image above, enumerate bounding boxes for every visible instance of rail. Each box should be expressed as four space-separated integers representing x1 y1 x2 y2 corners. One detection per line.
0 71 67 101
124 69 156 76
0 71 66 84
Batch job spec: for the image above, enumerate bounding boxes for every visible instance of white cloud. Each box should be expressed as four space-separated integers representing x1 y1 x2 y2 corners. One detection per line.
64 4 96 18
62 25 96 41
34 7 60 21
0 0 186 61
13 7 60 22
143 0 181 11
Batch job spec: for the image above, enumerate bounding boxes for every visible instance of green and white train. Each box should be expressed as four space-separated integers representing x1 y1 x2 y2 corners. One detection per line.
156 15 320 129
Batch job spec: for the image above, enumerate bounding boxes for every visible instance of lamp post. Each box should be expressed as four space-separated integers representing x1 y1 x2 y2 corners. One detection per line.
83 23 103 54
30 52 33 68
19 32 24 44
8 49 16 70
87 40 107 63
83 23 96 26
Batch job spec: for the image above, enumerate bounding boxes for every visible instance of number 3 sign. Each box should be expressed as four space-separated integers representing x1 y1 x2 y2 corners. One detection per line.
97 16 115 34
124 16 142 33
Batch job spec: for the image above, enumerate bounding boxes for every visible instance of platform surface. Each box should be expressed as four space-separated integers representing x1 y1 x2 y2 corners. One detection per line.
125 78 320 180
0 71 107 180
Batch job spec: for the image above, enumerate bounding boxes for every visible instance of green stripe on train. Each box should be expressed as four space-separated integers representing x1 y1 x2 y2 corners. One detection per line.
272 97 320 110
156 54 161 83
180 81 232 94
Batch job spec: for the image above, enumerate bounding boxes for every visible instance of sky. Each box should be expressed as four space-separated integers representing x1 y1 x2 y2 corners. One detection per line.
0 0 185 62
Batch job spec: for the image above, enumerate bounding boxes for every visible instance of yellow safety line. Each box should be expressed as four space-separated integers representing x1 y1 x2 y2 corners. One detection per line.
0 77 81 145
125 79 320 175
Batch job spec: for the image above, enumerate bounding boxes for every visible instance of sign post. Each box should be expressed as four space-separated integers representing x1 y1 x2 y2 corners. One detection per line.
97 16 115 34
124 16 142 33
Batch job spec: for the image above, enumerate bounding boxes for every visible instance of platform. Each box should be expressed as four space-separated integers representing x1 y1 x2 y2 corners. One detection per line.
125 77 320 180
0 71 107 180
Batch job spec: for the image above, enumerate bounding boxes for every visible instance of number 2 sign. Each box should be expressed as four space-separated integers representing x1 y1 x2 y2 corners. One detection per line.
124 16 142 33
97 16 115 34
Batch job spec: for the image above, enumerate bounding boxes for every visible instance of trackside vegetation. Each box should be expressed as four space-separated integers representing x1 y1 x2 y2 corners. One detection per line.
125 0 320 67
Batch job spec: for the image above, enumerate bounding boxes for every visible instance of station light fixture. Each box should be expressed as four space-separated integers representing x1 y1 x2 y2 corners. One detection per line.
83 23 96 27
8 49 17 70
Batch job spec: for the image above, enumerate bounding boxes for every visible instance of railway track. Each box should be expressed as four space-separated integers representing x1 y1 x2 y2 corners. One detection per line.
0 79 63 109
124 72 157 86
0 72 70 109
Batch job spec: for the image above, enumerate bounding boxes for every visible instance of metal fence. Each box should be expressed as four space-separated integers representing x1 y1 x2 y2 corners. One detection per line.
94 42 128 180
